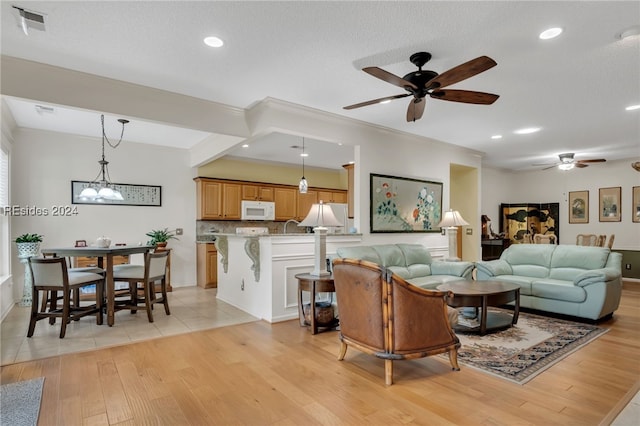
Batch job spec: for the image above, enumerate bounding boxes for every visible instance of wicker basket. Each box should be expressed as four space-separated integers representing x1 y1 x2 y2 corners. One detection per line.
303 301 334 326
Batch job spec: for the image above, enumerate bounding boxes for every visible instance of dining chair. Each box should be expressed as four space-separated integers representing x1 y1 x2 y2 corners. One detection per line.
607 234 615 249
576 234 598 246
533 234 557 244
28 257 104 338
38 255 104 315
112 251 170 322
596 235 607 247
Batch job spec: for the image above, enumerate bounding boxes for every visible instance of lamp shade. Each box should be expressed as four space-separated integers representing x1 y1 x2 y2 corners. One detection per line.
298 202 342 227
437 210 470 228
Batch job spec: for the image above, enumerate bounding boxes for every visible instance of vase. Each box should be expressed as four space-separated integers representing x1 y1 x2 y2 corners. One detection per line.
16 242 40 307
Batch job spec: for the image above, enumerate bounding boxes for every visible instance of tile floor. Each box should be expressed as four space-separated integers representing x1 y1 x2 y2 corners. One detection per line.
0 287 258 366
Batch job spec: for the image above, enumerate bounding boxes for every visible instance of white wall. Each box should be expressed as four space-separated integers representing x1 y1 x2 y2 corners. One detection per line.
482 159 640 250
9 128 197 304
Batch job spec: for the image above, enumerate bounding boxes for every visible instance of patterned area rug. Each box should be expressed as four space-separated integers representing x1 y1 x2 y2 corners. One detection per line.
0 377 44 425
451 309 608 384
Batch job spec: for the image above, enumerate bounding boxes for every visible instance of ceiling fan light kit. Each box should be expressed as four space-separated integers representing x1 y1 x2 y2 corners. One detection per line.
344 51 499 122
537 152 606 171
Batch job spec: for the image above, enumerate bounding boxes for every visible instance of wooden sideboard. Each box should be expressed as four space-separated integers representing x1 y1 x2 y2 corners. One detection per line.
481 238 511 261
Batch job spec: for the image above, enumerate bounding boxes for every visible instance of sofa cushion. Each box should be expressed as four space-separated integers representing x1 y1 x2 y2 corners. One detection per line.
371 244 406 267
397 243 433 266
489 275 536 295
336 246 382 264
408 275 464 289
387 265 411 279
548 246 611 281
531 279 587 303
501 244 555 278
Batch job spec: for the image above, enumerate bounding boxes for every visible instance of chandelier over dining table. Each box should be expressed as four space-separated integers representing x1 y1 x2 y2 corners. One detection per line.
79 114 129 201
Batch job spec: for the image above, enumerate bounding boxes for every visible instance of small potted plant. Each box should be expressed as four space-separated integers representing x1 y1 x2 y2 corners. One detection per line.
14 233 44 258
145 228 178 249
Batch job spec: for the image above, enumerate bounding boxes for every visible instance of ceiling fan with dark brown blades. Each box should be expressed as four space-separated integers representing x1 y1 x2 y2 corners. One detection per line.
344 52 500 122
537 153 607 170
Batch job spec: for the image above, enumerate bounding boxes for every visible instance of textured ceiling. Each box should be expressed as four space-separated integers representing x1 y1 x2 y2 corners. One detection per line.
1 1 639 171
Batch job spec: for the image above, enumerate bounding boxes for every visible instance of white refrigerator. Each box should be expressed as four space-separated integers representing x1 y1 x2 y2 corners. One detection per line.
327 203 350 234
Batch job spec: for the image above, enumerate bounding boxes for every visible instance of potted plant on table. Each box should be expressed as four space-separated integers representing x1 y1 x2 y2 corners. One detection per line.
14 233 44 258
145 228 178 249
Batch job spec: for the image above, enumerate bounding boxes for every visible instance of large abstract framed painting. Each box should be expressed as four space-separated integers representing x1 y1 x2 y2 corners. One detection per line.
599 187 621 222
499 203 559 244
568 190 589 224
370 173 442 233
632 186 640 223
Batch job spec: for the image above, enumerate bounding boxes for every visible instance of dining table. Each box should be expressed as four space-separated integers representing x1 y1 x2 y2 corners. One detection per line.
40 245 154 326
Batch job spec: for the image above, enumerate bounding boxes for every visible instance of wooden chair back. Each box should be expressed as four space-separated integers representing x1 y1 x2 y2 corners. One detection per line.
534 234 557 244
576 234 599 246
607 234 615 249
332 258 460 385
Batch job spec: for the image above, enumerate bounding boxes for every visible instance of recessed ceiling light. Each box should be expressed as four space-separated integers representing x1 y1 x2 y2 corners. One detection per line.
300 153 309 157
491 135 502 140
514 127 541 135
539 27 563 40
242 144 249 148
625 104 640 111
203 36 224 48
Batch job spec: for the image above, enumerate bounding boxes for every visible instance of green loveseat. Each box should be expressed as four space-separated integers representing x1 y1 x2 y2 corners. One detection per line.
335 243 474 289
475 244 622 320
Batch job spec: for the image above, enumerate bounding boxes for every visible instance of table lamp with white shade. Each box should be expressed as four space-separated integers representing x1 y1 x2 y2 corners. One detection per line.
298 201 342 276
437 209 470 261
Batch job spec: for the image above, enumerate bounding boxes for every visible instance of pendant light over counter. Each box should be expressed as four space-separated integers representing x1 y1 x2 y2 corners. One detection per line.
299 137 308 193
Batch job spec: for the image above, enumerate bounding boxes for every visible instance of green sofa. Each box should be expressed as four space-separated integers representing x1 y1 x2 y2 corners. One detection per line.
475 244 622 320
335 243 474 289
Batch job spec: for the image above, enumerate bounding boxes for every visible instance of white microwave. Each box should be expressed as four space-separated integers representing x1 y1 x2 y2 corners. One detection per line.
241 200 275 221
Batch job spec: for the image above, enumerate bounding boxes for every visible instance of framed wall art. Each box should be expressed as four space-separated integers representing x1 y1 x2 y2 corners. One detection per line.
568 190 589 224
633 186 640 223
370 173 442 233
599 186 621 222
71 181 162 206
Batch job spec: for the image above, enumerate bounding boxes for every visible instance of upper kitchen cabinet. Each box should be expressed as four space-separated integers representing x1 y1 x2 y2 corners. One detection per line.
196 178 222 220
297 191 318 220
317 190 347 204
274 187 297 220
195 178 241 220
242 184 275 202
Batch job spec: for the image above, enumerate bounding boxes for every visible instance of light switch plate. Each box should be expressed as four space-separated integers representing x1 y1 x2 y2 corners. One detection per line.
175 228 183 235
466 228 473 235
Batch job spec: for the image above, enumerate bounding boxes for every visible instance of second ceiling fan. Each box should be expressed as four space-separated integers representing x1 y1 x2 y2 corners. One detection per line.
344 52 500 122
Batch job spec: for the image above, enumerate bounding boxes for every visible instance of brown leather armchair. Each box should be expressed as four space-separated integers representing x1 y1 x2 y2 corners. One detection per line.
332 258 460 386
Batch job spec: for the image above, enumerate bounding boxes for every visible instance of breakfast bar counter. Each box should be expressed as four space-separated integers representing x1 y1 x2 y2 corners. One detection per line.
210 233 361 322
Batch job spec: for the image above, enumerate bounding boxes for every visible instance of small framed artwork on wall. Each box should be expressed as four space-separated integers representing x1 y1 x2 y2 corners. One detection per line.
633 186 640 223
599 187 621 222
568 190 589 224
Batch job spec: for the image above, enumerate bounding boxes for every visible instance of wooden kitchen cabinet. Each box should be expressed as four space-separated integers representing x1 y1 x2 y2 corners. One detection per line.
222 182 242 219
196 178 223 220
317 190 347 204
343 163 354 218
274 187 297 220
197 243 217 288
242 184 274 201
297 190 318 220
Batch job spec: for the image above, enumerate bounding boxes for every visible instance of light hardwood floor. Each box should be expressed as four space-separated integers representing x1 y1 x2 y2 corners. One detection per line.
1 284 638 425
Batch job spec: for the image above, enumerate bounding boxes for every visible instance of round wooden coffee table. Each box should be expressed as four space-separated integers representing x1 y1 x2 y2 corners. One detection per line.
437 280 520 335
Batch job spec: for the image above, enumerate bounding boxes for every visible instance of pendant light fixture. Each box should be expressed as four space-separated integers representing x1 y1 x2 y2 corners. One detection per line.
78 114 129 201
299 137 308 193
